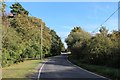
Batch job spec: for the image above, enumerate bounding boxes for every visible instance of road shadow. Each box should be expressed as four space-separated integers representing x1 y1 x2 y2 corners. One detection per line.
25 54 108 80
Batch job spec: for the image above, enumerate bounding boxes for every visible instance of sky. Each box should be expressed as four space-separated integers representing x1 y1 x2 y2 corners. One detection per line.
5 2 118 48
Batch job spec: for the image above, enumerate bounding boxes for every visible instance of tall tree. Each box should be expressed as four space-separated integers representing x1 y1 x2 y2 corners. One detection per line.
50 30 64 56
65 26 91 58
10 2 29 16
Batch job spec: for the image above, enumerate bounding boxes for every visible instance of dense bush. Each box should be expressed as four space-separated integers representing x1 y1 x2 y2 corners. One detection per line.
65 27 120 68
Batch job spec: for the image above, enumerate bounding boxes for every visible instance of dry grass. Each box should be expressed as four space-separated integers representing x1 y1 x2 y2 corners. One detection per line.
2 60 42 78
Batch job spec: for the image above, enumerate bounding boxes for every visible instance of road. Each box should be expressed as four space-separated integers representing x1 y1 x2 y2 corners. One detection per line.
37 54 108 80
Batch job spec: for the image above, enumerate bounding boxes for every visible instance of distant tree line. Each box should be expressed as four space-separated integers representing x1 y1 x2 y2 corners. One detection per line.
1 2 65 67
65 27 119 68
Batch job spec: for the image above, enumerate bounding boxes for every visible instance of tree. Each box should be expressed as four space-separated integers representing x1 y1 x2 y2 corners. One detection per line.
2 2 64 67
65 26 91 59
10 2 29 16
65 26 119 68
50 30 64 56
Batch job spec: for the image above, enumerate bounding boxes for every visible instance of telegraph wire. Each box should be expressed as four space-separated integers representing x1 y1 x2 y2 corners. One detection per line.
92 6 120 33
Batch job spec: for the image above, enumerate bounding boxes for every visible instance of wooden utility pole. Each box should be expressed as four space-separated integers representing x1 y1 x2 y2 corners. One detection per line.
40 22 43 60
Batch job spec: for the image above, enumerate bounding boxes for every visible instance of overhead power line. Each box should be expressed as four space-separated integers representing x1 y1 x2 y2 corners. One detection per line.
92 6 120 33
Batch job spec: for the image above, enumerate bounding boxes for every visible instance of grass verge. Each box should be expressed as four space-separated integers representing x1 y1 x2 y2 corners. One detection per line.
68 56 119 80
2 59 42 78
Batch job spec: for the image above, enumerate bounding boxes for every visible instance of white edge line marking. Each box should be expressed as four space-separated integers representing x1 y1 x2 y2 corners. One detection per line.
67 58 110 80
37 60 48 80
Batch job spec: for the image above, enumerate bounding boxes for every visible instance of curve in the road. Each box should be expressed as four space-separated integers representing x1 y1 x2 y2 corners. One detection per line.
37 54 109 80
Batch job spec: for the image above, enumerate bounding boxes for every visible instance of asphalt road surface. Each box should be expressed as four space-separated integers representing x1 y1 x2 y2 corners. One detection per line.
37 54 109 80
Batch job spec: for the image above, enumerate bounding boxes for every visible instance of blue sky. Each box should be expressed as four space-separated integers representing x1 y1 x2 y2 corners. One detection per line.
6 2 118 48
